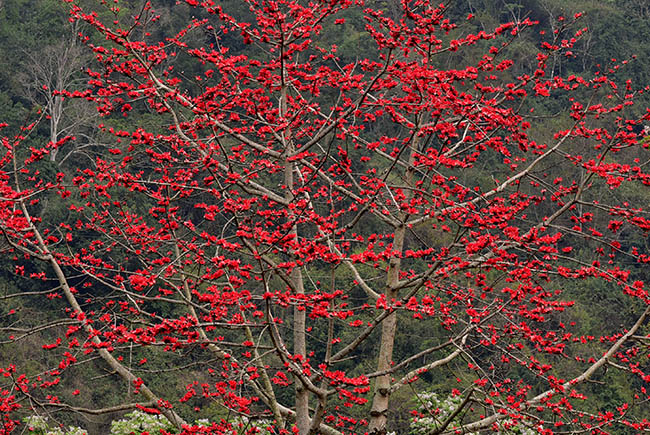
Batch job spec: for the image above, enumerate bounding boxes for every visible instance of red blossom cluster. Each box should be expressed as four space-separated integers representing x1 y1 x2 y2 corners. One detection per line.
0 0 649 434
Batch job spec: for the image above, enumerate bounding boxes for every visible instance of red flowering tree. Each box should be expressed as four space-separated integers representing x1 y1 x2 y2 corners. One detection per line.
1 0 649 434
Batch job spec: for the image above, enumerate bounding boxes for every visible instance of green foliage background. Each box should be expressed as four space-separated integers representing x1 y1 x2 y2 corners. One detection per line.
0 0 649 433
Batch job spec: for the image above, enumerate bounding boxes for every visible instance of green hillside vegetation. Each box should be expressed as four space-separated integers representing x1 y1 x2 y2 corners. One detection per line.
0 0 649 433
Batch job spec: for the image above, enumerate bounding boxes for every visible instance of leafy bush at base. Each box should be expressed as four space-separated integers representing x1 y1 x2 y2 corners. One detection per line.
24 412 277 435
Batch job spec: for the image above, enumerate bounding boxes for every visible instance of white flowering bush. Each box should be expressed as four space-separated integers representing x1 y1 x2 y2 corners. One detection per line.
110 410 177 434
409 392 538 435
408 391 476 435
24 411 283 435
24 411 177 435
110 411 276 435
24 415 87 435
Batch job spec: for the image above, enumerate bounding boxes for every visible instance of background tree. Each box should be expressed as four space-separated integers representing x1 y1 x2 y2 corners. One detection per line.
18 22 96 165
0 1 650 434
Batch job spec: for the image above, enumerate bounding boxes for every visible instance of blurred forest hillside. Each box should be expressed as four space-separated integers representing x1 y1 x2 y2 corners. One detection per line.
3 0 650 163
1 0 650 433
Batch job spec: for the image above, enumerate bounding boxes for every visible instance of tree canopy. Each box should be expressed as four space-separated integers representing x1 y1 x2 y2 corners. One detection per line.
1 1 650 434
